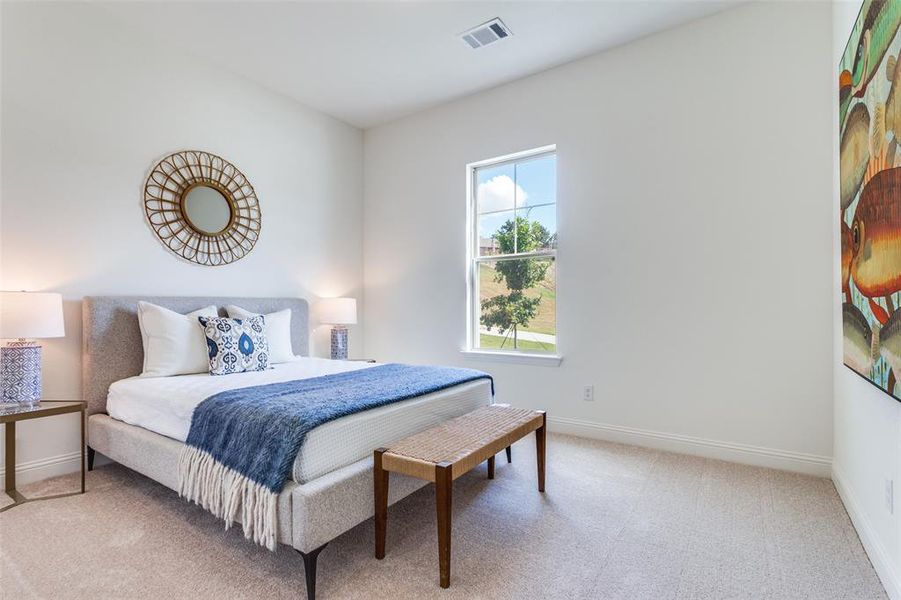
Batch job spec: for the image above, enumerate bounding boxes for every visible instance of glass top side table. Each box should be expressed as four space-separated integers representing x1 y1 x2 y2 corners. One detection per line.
0 401 86 512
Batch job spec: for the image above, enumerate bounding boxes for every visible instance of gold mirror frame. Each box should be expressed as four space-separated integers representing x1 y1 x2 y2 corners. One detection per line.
143 150 261 266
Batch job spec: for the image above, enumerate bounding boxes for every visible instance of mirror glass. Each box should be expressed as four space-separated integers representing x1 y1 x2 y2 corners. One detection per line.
183 185 232 234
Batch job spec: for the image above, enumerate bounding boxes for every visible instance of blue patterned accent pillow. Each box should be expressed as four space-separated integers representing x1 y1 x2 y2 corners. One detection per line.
198 316 270 376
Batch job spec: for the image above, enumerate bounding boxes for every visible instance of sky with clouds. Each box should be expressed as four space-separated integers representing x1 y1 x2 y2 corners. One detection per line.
476 154 556 245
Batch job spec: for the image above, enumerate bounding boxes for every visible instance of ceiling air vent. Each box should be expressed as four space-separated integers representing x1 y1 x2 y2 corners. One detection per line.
460 18 512 49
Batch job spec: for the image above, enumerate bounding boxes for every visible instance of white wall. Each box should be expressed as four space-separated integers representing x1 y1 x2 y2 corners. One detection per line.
0 3 364 482
364 2 835 475
832 3 901 597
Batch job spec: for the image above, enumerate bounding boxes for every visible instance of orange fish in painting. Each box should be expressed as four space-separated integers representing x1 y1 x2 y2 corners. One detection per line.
850 166 901 298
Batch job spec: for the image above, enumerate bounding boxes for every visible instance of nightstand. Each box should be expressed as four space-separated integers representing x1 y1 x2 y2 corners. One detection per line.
0 401 86 512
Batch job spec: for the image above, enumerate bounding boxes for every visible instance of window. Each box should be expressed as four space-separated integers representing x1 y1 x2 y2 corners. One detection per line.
467 146 557 356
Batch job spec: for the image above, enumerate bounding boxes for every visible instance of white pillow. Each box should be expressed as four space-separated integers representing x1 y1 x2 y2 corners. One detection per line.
225 305 295 363
137 301 218 377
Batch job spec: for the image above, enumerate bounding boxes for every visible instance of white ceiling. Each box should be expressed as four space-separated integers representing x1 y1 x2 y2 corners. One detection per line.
100 1 736 129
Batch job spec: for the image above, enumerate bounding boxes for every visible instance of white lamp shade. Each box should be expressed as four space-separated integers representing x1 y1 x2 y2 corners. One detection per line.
318 297 357 325
0 292 65 339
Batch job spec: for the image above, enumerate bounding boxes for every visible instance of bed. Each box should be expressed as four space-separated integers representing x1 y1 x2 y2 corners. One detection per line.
83 296 493 600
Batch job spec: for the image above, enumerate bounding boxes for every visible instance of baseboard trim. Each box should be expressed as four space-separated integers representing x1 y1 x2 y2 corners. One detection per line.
547 416 832 477
0 451 83 486
832 464 901 600
0 418 834 484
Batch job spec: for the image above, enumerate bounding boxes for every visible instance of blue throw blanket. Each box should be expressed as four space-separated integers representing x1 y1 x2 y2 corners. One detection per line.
177 363 493 549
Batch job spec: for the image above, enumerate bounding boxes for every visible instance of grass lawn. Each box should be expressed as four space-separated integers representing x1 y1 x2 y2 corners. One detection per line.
479 333 556 353
479 260 556 336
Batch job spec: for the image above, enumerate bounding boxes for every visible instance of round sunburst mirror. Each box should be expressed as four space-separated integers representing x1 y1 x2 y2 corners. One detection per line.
143 150 261 266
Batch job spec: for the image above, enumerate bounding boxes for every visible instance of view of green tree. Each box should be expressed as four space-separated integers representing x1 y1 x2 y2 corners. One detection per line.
480 216 553 349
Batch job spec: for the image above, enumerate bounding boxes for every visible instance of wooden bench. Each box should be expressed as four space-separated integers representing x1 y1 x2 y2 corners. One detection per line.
373 404 547 588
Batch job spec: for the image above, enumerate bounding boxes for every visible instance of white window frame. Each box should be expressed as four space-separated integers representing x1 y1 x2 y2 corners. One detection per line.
463 145 561 367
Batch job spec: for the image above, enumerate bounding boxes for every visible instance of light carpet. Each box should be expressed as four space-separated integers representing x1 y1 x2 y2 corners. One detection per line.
0 433 887 599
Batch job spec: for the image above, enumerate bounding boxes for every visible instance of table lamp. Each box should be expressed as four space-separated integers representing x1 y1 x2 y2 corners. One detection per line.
0 291 65 404
319 298 357 360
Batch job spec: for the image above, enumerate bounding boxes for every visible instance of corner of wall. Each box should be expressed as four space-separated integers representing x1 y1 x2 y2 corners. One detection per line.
833 462 901 599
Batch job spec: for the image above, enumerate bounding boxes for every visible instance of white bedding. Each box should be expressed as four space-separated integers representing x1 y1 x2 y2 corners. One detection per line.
107 357 493 483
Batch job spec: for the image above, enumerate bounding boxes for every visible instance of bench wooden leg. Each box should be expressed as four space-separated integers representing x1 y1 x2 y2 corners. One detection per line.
536 411 546 492
374 448 389 560
435 462 453 588
505 445 512 463
487 455 495 479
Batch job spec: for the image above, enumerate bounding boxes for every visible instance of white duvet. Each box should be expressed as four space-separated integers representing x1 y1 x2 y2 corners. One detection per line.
107 357 493 483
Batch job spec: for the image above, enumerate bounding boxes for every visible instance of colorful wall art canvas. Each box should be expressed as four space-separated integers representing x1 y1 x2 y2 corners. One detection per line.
840 0 901 402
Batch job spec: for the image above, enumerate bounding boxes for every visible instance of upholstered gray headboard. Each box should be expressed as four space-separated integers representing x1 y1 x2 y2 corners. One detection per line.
82 296 309 415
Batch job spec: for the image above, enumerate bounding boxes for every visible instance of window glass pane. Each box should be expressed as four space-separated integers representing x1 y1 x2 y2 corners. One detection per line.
476 163 515 213
477 257 556 353
478 211 515 256
515 204 556 252
515 154 556 208
480 210 554 255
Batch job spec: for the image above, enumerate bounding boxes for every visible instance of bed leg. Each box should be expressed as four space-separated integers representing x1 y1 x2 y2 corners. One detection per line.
296 543 327 600
87 447 95 472
505 446 512 464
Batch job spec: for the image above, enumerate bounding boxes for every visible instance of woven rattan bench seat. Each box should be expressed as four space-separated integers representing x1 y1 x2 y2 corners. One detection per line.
380 404 544 481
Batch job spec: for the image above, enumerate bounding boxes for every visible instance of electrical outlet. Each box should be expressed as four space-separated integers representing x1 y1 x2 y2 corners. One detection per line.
582 385 594 402
886 479 894 515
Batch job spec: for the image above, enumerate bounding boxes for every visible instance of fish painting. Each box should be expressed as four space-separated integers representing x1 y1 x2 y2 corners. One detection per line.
844 303 876 374
840 1 901 402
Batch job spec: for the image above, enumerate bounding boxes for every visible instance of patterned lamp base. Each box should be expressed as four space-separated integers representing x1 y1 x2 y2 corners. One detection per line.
331 326 349 360
1 342 42 404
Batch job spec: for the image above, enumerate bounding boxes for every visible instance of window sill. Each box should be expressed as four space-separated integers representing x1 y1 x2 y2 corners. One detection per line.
460 349 563 367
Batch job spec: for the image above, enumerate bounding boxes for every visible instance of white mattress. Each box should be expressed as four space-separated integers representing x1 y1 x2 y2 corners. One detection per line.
107 357 493 483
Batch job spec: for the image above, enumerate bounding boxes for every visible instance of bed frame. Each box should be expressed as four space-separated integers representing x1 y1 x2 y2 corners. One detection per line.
82 296 432 600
